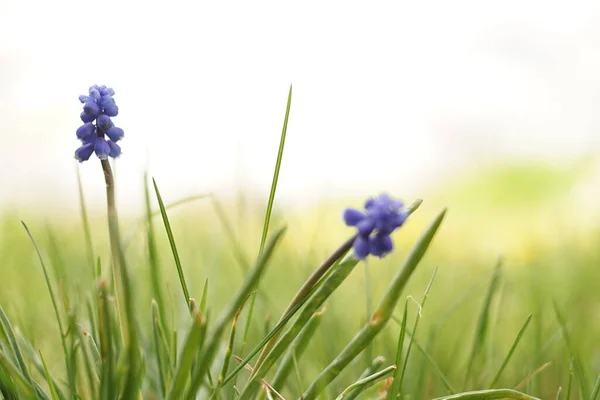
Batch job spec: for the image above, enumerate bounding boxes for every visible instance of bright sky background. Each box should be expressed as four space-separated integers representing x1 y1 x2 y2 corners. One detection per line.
1 0 599 212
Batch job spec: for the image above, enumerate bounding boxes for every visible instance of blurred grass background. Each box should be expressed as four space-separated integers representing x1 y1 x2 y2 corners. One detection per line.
1 158 599 399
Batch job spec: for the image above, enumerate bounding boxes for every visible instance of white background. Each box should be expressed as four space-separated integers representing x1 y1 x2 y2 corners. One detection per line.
1 0 599 212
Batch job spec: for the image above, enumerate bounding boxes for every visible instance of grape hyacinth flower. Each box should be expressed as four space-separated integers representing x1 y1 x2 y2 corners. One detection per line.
75 85 124 162
343 194 408 259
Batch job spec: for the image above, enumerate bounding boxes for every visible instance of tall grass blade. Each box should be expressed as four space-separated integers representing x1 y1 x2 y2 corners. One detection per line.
335 365 396 400
152 177 192 312
0 351 36 399
98 280 115 400
463 259 502 389
145 172 169 331
301 209 446 400
242 84 293 364
489 314 533 388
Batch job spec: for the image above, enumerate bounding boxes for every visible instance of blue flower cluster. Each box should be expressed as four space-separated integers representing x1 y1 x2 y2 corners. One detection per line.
343 194 408 259
75 85 124 162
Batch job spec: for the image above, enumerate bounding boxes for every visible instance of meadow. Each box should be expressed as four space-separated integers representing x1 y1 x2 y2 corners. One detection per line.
1 88 599 400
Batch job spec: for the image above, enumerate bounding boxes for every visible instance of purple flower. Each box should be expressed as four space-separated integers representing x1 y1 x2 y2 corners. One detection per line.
74 85 124 162
343 194 408 260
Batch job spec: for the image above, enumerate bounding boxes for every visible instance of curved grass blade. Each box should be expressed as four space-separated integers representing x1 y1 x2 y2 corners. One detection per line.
489 314 533 388
335 365 396 400
184 227 286 400
433 389 541 400
152 178 192 312
301 209 446 400
21 222 74 396
463 259 502 389
343 356 386 400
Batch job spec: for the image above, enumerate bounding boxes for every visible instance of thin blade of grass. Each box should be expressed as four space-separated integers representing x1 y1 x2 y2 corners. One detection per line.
152 301 169 397
145 173 169 331
396 267 438 395
98 280 115 400
463 259 502 389
38 351 60 400
21 222 74 396
241 85 293 367
335 365 396 400
388 299 409 399
553 300 589 399
343 356 386 400
301 209 446 400
152 178 192 312
433 389 541 400
513 361 553 391
167 312 208 400
566 359 574 400
489 314 533 388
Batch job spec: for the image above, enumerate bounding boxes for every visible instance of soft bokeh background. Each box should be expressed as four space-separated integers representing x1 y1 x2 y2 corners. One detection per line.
2 1 600 398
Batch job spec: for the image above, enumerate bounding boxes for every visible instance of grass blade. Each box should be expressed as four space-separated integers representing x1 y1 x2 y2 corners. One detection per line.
433 388 541 400
342 356 386 400
301 209 446 400
388 299 409 399
489 313 533 388
335 365 396 400
21 222 74 397
98 280 115 400
185 227 287 399
553 300 589 399
463 259 502 389
38 351 60 400
271 307 325 391
241 84 293 367
211 293 253 400
167 312 208 400
152 177 192 312
396 267 438 395
145 172 169 331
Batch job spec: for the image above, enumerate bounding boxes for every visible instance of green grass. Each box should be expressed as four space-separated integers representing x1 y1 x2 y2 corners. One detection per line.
1 93 600 398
